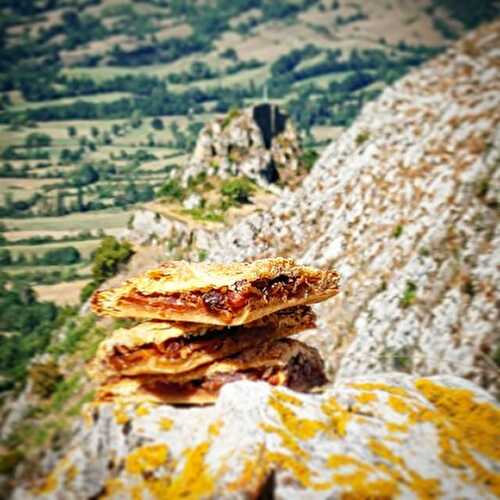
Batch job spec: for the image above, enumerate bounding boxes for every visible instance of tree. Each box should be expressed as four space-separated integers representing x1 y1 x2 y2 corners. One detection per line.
80 236 134 302
130 110 143 129
72 164 99 186
221 177 255 204
25 132 51 148
90 126 99 138
151 117 164 130
42 246 81 265
102 132 112 145
157 179 184 201
0 249 12 265
67 125 77 138
138 185 154 202
56 190 66 216
111 123 121 136
220 48 237 61
76 186 84 212
124 182 138 205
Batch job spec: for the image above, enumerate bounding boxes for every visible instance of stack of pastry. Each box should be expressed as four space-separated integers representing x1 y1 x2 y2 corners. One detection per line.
90 258 340 404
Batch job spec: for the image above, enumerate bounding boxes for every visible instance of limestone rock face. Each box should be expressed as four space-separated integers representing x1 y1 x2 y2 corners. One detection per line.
196 23 500 396
122 209 191 247
15 375 500 499
182 104 303 189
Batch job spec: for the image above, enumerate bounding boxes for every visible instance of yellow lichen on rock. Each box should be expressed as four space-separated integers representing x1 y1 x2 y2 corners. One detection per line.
387 395 414 414
356 391 377 404
369 439 404 467
331 472 399 499
321 397 352 437
268 393 324 440
272 389 303 407
165 442 214 500
135 405 150 417
227 448 270 495
260 423 309 459
113 405 130 425
413 379 500 496
368 439 441 499
159 417 173 431
143 477 173 499
125 444 169 476
33 472 58 495
416 379 500 461
208 419 223 437
327 453 401 498
100 478 124 499
131 484 143 500
63 464 78 488
264 451 332 491
385 422 410 434
349 382 408 397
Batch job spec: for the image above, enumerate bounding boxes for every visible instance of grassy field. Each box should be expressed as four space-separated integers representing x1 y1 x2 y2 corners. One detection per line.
34 279 91 305
9 92 134 111
1 208 132 232
4 238 101 259
3 262 91 274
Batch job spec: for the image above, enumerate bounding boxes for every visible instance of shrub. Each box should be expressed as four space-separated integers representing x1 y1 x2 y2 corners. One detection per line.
151 117 164 130
49 315 97 357
392 225 404 238
221 177 255 205
157 179 184 201
80 236 134 303
355 131 370 146
25 132 51 148
221 107 241 129
71 164 99 187
183 208 224 223
0 450 24 475
41 246 81 265
0 248 12 265
91 236 134 284
400 281 417 308
49 374 81 412
300 149 319 172
29 359 62 398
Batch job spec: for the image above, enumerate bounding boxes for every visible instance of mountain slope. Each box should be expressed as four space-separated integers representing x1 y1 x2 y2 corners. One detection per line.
191 21 499 395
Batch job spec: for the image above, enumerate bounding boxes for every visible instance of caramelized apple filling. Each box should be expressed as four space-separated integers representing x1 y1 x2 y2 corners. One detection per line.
120 274 319 321
138 352 327 398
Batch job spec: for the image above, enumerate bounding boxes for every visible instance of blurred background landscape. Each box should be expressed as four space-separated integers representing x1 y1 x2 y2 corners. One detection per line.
0 0 499 494
0 0 475 306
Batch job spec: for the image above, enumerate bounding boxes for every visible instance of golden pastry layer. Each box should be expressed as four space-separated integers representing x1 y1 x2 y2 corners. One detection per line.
91 306 315 378
91 257 339 325
96 338 327 405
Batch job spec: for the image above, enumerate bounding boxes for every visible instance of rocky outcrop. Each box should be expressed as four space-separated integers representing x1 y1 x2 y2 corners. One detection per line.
196 22 500 397
121 209 192 247
181 104 303 189
14 375 500 499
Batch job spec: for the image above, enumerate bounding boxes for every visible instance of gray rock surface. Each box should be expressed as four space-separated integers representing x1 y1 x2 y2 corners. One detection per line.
181 104 303 189
14 374 500 499
195 23 500 396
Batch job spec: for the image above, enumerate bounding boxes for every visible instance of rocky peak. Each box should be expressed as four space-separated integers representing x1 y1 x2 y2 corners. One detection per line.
181 103 303 189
